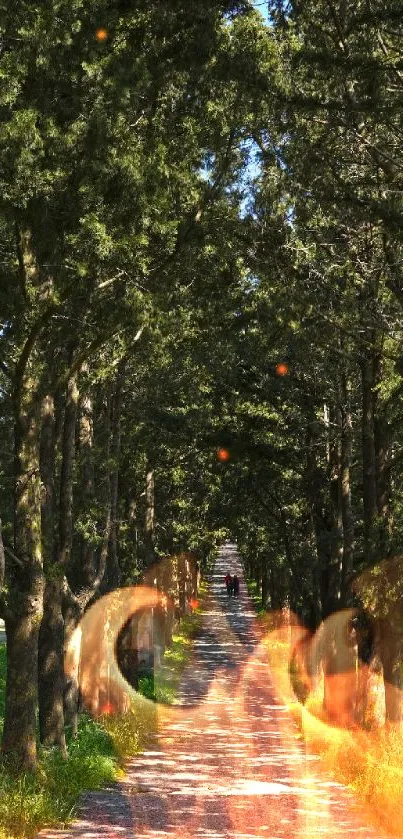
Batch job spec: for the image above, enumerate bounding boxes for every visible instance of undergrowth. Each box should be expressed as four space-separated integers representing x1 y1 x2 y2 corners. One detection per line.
259 622 403 839
0 588 205 838
291 686 403 837
0 714 117 839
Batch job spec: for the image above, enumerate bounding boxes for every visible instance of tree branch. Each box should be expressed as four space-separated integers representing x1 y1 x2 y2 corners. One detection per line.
4 544 27 568
15 305 57 385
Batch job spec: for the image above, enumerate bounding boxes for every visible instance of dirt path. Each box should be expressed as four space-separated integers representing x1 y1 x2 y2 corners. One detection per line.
39 543 390 839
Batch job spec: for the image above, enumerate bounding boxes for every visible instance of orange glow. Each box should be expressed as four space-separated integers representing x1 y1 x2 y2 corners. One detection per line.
100 702 115 715
95 27 108 42
65 585 166 717
65 555 403 838
190 598 199 610
275 362 289 376
217 447 230 462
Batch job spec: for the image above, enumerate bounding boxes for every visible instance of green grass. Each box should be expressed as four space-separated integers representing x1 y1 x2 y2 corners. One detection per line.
0 714 118 839
0 645 6 728
158 608 204 700
126 599 205 709
258 622 403 839
244 575 270 619
0 592 206 838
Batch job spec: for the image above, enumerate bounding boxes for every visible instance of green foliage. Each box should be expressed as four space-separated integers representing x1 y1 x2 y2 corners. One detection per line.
0 591 204 837
0 715 117 839
2 0 403 784
0 646 5 731
0 652 116 834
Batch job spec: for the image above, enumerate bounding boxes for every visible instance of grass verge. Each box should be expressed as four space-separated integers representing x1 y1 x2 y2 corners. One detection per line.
101 595 205 760
289 681 403 837
253 614 403 839
0 587 206 838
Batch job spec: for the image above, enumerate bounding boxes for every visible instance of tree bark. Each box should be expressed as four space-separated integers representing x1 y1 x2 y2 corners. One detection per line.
107 373 123 590
305 421 335 618
361 354 378 562
2 381 44 772
59 374 79 568
63 591 82 737
38 578 67 754
63 388 113 733
40 394 55 571
339 373 355 603
327 404 343 609
38 376 78 748
0 518 5 594
37 393 67 754
145 466 155 567
377 619 402 723
261 559 269 609
79 390 96 587
374 405 392 557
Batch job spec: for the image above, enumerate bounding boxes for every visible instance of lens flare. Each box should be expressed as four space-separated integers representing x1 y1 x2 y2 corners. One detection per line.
95 27 108 42
64 553 403 837
65 585 166 717
100 701 115 715
275 362 289 376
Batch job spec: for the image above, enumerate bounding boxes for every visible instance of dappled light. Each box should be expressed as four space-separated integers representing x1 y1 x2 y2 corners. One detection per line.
2 2 403 837
45 545 388 838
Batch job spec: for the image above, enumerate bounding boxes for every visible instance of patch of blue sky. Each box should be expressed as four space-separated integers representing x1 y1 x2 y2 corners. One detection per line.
199 153 215 184
251 1 271 25
199 140 262 218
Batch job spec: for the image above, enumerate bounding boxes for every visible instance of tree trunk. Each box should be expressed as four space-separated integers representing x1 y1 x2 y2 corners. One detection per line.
145 466 155 566
2 386 44 772
40 394 55 571
59 374 79 568
3 604 42 771
0 518 5 594
38 578 67 754
63 387 113 733
38 376 78 748
63 595 82 737
377 619 402 723
374 406 392 558
339 373 355 603
37 393 67 753
305 421 334 618
261 559 269 609
107 373 123 590
361 354 378 562
79 391 96 587
327 404 343 609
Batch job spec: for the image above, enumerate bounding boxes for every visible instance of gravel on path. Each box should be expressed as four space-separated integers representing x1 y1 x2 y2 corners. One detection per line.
38 543 391 839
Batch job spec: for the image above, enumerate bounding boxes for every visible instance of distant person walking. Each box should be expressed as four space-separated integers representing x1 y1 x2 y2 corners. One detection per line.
233 574 239 597
224 572 233 597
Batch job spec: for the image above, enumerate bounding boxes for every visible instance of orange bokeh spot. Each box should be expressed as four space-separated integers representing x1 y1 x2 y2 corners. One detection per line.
190 598 200 610
95 27 108 42
217 447 231 462
275 362 289 376
100 702 115 715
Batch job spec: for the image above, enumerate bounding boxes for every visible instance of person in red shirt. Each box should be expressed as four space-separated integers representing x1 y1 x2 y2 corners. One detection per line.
224 572 233 597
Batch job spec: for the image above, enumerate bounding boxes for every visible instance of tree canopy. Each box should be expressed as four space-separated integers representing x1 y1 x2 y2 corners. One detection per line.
1 0 403 772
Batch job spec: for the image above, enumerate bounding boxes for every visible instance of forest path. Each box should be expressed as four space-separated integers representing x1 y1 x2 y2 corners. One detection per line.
39 543 389 839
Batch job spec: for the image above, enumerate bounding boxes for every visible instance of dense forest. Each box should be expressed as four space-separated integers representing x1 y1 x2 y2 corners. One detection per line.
1 0 403 778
